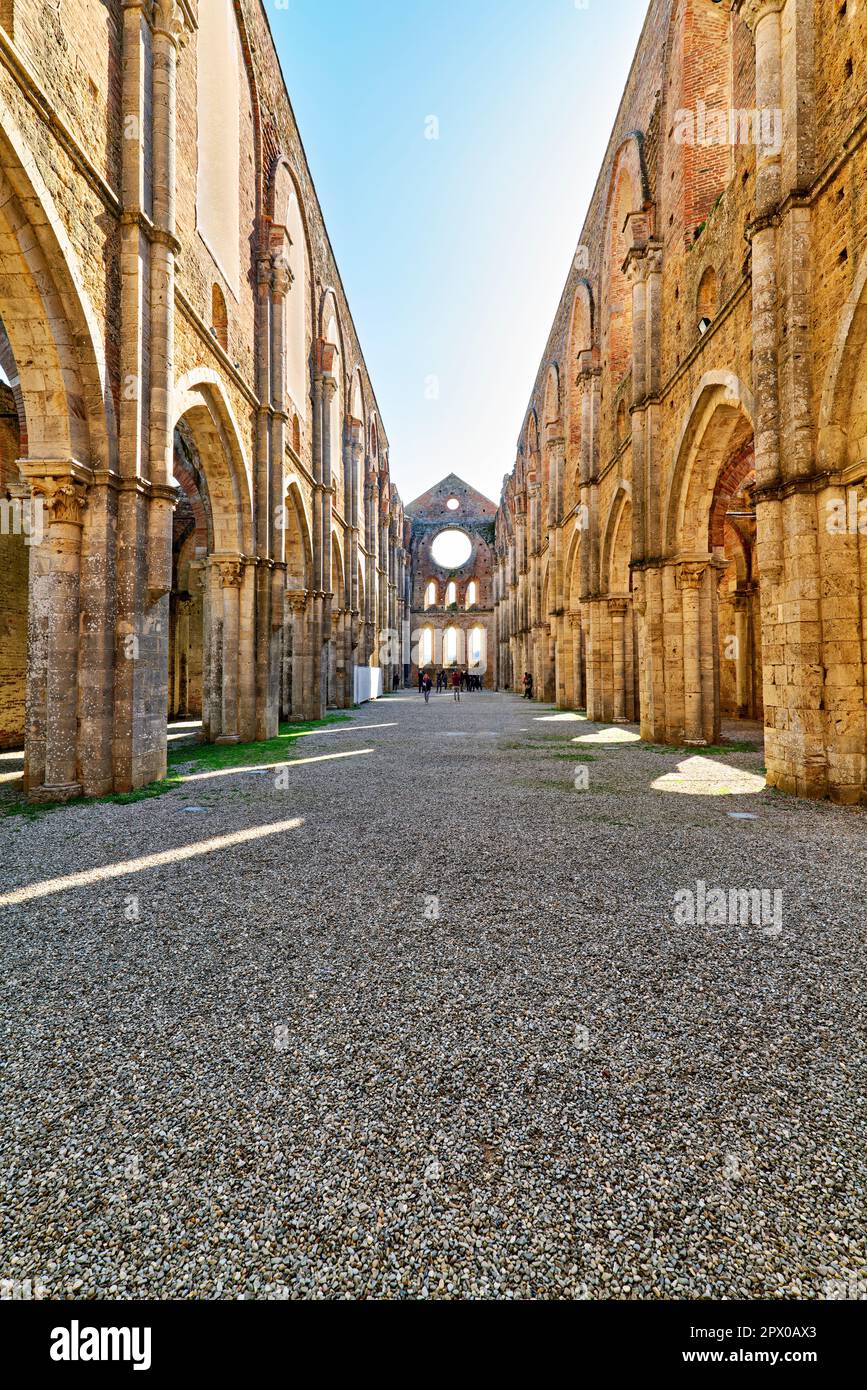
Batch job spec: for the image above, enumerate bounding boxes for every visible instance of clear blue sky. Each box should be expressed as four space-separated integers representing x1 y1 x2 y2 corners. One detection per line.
268 0 649 505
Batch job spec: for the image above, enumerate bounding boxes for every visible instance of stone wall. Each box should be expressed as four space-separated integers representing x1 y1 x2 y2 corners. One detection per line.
407 474 497 687
496 0 867 803
0 0 406 799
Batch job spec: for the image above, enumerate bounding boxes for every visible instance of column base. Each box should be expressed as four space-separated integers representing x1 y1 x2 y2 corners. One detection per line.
30 782 83 804
215 735 241 745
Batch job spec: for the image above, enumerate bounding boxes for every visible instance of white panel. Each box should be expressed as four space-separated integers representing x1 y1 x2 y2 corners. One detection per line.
196 0 241 296
353 665 383 705
286 190 307 419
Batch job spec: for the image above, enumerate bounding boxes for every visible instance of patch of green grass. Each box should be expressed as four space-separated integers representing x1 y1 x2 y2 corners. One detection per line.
1 797 50 823
2 714 350 819
2 772 186 822
167 714 349 774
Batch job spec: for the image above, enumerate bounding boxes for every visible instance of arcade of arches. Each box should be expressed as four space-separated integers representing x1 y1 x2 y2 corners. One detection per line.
1 0 865 808
494 0 867 806
0 0 407 798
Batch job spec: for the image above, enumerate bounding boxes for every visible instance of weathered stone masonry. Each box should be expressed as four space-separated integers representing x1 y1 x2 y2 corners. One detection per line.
495 0 867 804
406 472 498 687
0 0 407 796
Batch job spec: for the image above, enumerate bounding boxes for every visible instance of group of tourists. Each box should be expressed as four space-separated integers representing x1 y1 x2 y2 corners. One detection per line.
418 669 484 702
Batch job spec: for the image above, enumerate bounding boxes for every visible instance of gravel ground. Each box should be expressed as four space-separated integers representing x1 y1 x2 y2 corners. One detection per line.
0 692 864 1300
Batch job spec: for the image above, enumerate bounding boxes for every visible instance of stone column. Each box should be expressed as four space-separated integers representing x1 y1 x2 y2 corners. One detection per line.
570 611 585 711
737 0 808 791
678 563 706 744
734 589 751 719
213 557 244 743
609 598 628 723
22 465 91 799
145 2 187 782
320 380 337 715
586 602 602 722
581 610 593 718
261 253 292 740
285 590 310 720
348 421 363 689
515 504 528 684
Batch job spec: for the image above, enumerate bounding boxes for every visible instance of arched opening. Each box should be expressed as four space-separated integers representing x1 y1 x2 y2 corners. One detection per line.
168 435 208 740
0 320 28 768
713 452 761 724
0 104 116 798
282 482 313 720
424 580 437 609
329 534 346 707
445 580 457 606
169 376 255 749
603 490 638 724
419 626 434 669
665 376 759 745
323 306 343 513
565 528 586 710
443 625 462 667
465 579 478 608
468 625 485 674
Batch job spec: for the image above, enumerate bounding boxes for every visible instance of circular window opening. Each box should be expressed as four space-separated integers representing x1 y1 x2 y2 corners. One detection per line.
431 529 472 568
446 497 459 510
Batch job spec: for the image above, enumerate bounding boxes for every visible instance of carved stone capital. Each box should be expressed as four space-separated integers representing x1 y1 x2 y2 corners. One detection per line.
152 0 192 47
643 240 664 277
677 562 707 592
40 480 89 527
19 460 93 528
608 597 629 616
732 0 785 34
270 254 293 299
211 556 246 588
544 424 566 452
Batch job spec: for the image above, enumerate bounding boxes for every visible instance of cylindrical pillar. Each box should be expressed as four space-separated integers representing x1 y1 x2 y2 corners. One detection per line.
610 599 628 723
679 564 705 743
215 558 244 742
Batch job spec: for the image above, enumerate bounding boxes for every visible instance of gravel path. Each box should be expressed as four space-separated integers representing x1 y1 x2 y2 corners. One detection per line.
0 692 864 1300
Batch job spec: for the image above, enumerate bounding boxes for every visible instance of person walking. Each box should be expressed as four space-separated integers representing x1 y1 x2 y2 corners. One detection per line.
418 668 425 695
422 671 433 703
522 670 534 700
451 668 462 702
